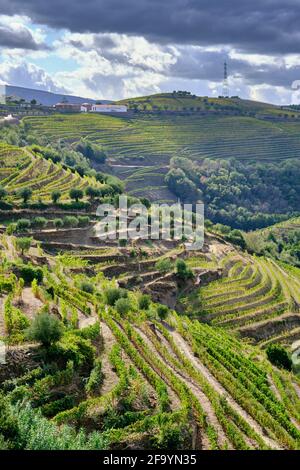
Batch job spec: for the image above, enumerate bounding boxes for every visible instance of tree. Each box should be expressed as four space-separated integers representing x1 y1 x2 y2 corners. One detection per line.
266 344 292 371
69 188 83 202
176 259 194 280
19 187 32 204
14 237 32 255
26 312 63 349
0 185 7 200
51 190 61 204
85 186 100 200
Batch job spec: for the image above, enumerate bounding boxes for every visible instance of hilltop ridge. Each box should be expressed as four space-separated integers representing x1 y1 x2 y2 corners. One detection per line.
116 92 299 118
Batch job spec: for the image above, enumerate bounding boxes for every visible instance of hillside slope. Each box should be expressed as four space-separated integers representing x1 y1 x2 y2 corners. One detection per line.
0 142 105 204
24 110 300 204
116 92 299 118
1 230 300 450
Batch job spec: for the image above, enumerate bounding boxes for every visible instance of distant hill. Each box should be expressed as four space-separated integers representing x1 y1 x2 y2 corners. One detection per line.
4 84 112 106
25 100 300 205
117 92 299 118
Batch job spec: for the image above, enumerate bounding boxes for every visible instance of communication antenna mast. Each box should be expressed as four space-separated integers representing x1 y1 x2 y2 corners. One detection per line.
223 61 229 98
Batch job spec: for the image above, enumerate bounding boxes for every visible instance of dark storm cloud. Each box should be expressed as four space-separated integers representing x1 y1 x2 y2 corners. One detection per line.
1 0 300 54
0 24 49 50
169 48 300 88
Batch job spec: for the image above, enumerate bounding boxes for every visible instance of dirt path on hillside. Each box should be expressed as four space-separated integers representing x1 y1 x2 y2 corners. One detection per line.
0 296 6 336
99 321 118 396
5 236 16 261
17 288 43 320
78 315 97 329
171 330 281 450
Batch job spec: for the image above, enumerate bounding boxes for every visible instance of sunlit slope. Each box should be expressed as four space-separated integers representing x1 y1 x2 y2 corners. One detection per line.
24 113 300 164
182 247 300 347
1 234 300 450
0 142 104 203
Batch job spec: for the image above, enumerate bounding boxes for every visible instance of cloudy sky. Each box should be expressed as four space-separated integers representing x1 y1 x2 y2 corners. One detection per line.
0 0 300 103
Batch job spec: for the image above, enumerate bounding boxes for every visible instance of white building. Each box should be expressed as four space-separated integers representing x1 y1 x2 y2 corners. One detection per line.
81 103 93 112
91 104 127 113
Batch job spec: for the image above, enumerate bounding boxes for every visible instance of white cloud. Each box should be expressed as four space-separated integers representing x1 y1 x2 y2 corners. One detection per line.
0 58 65 92
51 31 178 99
250 84 291 104
0 18 296 103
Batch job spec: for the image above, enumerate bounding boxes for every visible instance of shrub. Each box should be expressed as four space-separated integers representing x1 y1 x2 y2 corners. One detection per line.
16 218 31 232
77 321 101 341
115 297 132 316
104 287 127 306
32 217 47 229
139 294 151 310
0 391 18 441
51 332 95 367
79 281 94 294
26 312 63 349
157 304 169 320
6 223 17 235
63 216 78 228
4 295 30 337
266 344 292 371
0 274 16 294
54 218 63 229
18 264 43 284
11 403 107 449
150 419 189 449
155 258 174 274
77 215 90 227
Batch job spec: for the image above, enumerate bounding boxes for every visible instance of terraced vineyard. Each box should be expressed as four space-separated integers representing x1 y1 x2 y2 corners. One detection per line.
1 232 300 450
181 246 300 348
25 114 300 164
1 97 300 451
24 110 300 202
0 142 104 203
